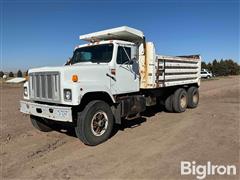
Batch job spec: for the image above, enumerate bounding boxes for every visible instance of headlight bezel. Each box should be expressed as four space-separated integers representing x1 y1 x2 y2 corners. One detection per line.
23 87 28 97
64 89 72 101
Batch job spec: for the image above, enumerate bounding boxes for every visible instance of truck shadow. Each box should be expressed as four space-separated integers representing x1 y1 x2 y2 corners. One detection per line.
111 104 166 137
53 105 166 139
51 122 77 138
116 105 165 130
142 105 165 117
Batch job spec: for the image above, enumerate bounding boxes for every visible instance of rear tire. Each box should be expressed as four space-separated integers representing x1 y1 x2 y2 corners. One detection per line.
165 94 173 112
187 86 199 108
173 88 188 113
30 115 52 132
75 100 114 146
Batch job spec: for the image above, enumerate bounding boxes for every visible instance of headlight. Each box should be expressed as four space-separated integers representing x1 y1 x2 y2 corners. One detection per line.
24 87 28 97
64 89 72 101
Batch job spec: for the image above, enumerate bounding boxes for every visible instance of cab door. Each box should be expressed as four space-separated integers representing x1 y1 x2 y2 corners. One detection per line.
114 45 140 94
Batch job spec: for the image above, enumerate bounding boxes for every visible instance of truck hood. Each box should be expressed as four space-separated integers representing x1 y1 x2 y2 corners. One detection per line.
29 63 108 72
28 63 110 83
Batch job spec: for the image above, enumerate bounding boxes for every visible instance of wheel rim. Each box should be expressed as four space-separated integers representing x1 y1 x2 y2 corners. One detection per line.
193 91 199 104
180 94 187 108
91 111 108 136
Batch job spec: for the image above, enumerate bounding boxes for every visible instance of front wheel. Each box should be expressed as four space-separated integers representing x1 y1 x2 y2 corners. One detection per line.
75 100 114 146
30 115 52 132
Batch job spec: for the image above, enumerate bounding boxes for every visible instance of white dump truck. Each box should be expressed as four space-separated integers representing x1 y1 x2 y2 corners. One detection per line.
20 26 201 145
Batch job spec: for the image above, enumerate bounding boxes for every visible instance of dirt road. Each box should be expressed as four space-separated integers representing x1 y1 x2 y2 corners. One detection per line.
1 76 239 180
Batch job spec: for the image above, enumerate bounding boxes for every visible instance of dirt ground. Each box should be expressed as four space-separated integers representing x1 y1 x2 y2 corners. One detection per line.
1 76 240 180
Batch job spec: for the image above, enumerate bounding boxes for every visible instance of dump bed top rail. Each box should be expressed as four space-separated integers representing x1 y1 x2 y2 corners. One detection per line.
157 55 200 62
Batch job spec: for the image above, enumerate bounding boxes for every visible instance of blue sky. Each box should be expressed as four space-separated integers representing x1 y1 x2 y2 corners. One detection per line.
1 0 239 71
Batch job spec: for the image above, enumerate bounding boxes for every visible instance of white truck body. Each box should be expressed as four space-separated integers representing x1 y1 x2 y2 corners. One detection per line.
20 26 201 145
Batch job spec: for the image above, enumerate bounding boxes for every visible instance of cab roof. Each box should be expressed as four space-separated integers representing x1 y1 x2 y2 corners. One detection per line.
74 40 135 50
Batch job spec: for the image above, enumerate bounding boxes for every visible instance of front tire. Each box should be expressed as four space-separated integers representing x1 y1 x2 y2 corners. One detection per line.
173 88 188 113
75 100 114 146
30 115 52 132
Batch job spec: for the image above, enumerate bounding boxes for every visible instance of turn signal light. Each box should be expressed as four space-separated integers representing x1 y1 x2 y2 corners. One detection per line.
72 75 78 82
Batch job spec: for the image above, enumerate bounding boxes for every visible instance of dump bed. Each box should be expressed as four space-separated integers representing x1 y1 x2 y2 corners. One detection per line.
139 42 201 89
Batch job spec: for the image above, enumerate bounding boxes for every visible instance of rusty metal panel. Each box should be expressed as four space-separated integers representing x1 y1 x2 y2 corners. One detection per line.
164 79 199 86
140 42 159 89
158 74 199 80
139 43 147 88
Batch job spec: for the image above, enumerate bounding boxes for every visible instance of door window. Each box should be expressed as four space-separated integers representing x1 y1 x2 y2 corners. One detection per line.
117 46 131 64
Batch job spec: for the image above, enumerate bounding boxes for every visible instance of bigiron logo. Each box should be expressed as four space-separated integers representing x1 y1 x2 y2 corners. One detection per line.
180 161 237 179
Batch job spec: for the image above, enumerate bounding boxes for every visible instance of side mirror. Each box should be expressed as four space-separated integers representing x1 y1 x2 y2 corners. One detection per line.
128 59 134 64
130 57 137 64
132 57 137 61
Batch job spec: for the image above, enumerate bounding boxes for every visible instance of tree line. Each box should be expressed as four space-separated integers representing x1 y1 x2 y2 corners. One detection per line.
0 70 28 78
202 59 239 76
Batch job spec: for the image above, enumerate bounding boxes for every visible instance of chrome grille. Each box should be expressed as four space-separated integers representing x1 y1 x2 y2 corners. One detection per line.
29 72 60 102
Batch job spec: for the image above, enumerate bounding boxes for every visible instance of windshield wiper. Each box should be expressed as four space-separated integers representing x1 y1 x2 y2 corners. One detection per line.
91 59 106 64
65 58 72 66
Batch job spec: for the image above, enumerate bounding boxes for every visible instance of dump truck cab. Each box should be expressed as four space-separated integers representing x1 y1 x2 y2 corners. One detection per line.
71 39 140 95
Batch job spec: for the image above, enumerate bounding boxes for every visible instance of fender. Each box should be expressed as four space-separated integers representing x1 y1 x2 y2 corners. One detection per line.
77 82 116 104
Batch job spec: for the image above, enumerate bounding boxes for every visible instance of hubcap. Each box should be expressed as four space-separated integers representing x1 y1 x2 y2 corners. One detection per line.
180 94 187 108
91 111 108 136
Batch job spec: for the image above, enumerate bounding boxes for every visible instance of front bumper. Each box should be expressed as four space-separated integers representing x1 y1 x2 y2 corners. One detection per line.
20 100 72 122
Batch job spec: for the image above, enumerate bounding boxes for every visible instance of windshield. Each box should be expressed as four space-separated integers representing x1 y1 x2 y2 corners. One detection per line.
71 44 113 64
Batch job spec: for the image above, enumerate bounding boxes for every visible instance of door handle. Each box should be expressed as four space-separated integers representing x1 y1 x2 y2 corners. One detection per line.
106 73 116 81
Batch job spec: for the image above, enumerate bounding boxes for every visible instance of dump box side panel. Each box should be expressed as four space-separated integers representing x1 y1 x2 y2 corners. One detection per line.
139 42 201 89
156 55 201 87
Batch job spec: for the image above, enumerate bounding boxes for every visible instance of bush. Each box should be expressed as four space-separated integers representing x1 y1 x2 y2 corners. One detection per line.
0 71 4 78
9 72 14 77
202 59 240 76
17 70 23 77
201 62 208 70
